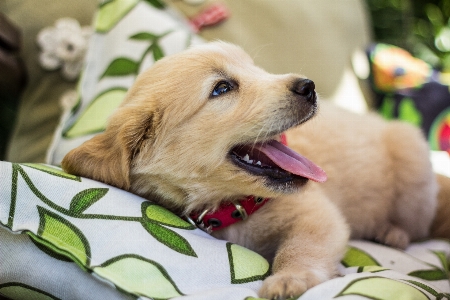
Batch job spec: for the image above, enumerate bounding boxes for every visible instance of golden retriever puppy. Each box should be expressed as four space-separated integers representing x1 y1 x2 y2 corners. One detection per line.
62 42 439 299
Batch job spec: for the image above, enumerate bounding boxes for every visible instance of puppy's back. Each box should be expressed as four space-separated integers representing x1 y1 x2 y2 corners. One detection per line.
286 102 437 241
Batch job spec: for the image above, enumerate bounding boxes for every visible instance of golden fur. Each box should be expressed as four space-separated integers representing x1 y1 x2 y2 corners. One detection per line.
62 42 446 299
431 174 450 238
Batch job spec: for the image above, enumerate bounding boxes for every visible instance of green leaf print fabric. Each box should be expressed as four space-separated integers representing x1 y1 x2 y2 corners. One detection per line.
0 162 269 299
1 161 450 299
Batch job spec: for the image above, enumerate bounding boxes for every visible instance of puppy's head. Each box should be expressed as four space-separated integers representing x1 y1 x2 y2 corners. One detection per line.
62 42 326 213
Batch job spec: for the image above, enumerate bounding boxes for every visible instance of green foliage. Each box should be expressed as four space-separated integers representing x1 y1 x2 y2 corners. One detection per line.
366 0 413 49
366 0 450 71
398 97 423 126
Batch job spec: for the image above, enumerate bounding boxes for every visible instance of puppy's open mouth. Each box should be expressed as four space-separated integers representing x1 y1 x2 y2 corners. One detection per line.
230 140 327 185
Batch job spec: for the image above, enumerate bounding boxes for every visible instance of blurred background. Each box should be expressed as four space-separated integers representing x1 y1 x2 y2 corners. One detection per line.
367 0 450 71
3 0 450 162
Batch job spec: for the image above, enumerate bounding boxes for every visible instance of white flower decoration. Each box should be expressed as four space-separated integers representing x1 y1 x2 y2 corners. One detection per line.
37 18 92 81
59 89 79 111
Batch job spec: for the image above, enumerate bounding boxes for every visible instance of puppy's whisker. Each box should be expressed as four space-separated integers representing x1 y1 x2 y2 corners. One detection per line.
235 121 262 143
249 43 272 62
253 123 267 148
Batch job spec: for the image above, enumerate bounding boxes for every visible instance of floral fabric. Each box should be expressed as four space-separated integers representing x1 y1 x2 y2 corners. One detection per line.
0 161 449 299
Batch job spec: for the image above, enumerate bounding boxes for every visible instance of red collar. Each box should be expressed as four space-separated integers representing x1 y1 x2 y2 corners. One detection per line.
186 195 271 233
186 134 287 233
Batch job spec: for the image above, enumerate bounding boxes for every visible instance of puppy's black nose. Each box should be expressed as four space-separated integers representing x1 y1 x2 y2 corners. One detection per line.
291 79 316 103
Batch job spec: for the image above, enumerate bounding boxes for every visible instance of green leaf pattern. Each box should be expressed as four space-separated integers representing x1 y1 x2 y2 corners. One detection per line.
69 188 109 215
342 246 381 268
1 161 450 299
28 232 74 263
141 221 197 257
23 163 80 181
140 202 197 256
144 0 165 9
37 206 91 267
433 251 450 274
63 88 127 138
129 32 158 40
94 0 140 33
151 43 164 61
94 255 182 299
100 58 139 78
408 269 448 281
336 277 430 300
227 243 270 284
99 30 171 81
0 283 60 300
3 162 274 299
94 0 165 33
143 202 195 229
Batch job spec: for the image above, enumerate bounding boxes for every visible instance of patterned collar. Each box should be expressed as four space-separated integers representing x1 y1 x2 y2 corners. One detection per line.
185 196 271 233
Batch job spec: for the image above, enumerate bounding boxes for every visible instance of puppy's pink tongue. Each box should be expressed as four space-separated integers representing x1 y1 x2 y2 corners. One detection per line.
257 140 327 182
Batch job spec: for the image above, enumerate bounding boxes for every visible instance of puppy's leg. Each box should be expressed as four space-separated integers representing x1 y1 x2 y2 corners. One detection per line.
215 186 349 299
383 121 438 244
258 187 349 299
373 222 410 249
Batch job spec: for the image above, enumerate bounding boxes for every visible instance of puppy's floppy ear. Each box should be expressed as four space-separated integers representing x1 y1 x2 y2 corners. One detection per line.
61 107 154 190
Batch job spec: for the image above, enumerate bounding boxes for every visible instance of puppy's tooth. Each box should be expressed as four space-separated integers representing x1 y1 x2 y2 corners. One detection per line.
256 161 262 166
243 154 250 162
248 160 253 164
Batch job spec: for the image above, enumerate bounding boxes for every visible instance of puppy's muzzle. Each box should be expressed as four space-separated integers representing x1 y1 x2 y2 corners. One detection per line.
291 78 316 103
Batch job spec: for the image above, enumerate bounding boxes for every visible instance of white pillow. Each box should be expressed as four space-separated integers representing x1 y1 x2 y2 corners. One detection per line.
1 161 450 299
0 161 269 299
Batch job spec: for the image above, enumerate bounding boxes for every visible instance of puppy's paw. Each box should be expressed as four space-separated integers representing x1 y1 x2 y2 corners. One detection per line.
375 224 410 249
258 271 322 300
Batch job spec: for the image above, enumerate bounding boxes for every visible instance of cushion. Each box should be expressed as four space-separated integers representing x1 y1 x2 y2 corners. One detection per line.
0 162 266 299
1 161 449 299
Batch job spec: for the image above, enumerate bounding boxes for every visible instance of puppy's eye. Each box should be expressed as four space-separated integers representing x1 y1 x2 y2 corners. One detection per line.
212 81 233 97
